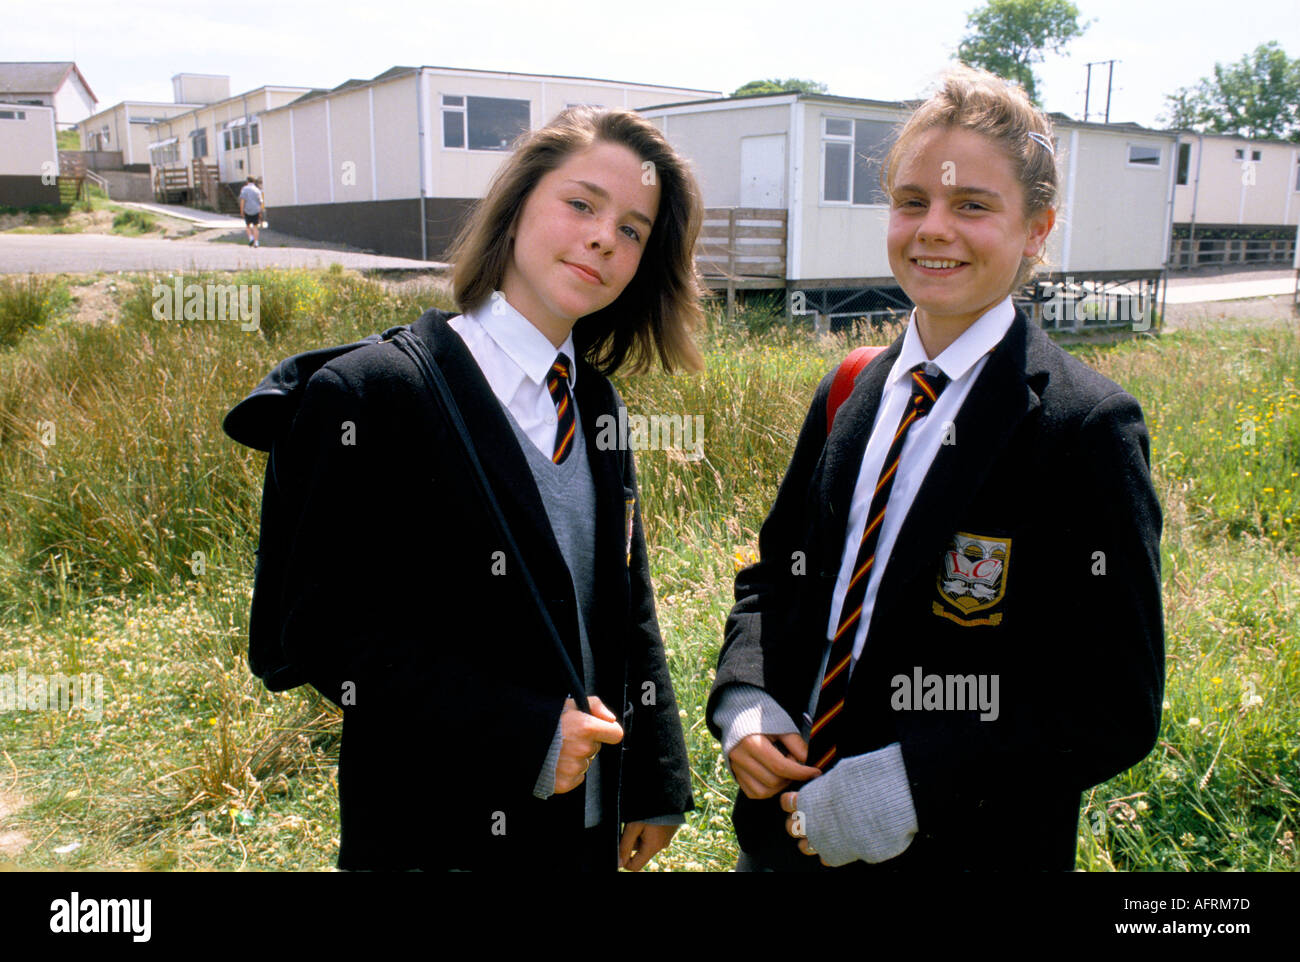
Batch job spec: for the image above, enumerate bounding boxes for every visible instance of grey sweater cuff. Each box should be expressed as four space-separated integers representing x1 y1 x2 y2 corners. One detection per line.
714 684 799 756
796 742 918 867
532 716 564 800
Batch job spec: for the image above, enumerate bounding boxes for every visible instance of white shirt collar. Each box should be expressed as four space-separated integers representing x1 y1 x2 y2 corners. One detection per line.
890 296 1016 386
463 291 578 391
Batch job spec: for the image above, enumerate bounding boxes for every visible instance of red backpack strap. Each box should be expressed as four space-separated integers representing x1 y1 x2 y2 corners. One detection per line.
827 346 886 433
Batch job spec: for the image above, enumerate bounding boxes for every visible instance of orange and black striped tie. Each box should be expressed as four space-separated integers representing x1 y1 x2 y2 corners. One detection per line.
547 352 576 464
807 364 950 772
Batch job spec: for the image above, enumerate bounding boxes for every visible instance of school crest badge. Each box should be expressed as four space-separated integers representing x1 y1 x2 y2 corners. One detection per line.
932 531 1010 626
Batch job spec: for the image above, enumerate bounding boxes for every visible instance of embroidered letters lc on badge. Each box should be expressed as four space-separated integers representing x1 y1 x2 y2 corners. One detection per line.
933 531 1010 626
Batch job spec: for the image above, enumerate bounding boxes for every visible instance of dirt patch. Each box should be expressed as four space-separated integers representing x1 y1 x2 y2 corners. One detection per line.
377 273 454 297
0 208 115 233
65 276 124 326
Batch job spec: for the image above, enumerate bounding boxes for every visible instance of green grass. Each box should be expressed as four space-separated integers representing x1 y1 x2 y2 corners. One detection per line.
0 274 73 350
110 209 159 236
0 272 1295 872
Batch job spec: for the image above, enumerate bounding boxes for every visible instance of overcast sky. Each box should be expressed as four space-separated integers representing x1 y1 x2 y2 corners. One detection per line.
8 0 1299 128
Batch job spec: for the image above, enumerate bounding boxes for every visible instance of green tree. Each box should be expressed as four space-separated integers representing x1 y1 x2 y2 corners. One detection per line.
956 0 1092 105
731 78 828 98
1161 42 1300 141
1157 88 1201 131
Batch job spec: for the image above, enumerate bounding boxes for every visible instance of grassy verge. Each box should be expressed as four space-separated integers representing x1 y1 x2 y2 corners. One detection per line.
0 271 1295 871
2 188 165 237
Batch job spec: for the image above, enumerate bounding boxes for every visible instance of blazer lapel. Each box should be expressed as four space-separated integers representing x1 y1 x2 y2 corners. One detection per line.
574 368 631 675
413 309 576 612
815 336 904 576
867 311 1042 626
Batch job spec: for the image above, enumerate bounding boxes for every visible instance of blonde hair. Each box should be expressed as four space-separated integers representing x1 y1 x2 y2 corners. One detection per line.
882 65 1058 291
447 106 705 374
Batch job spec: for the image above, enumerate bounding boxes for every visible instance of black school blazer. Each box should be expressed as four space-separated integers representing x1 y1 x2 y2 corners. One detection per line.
276 307 693 870
707 309 1165 871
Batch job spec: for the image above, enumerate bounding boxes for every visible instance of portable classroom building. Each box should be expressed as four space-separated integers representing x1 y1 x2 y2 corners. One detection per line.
0 102 59 207
258 65 719 260
1170 132 1300 268
76 101 202 168
144 84 314 206
638 92 1178 330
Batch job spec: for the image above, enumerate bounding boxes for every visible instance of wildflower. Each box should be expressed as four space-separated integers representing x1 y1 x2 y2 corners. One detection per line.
1211 677 1221 686
1188 717 1201 729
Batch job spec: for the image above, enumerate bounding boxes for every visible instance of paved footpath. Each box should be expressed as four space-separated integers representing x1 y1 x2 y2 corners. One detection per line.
1164 269 1297 304
115 201 245 228
0 233 443 273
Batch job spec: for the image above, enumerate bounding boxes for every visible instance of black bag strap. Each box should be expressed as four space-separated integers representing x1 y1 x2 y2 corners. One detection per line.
388 326 592 714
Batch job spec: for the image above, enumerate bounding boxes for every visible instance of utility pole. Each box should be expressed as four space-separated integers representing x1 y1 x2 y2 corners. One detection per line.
1083 60 1119 123
1105 60 1115 124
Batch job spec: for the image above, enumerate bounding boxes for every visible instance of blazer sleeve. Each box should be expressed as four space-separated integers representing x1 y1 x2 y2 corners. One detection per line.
275 364 564 796
706 370 836 736
900 389 1165 821
617 410 695 822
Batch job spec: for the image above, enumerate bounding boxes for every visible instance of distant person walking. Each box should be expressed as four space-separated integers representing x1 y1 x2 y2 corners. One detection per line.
239 176 265 248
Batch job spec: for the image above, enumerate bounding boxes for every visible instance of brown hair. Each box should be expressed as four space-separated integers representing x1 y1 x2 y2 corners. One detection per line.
882 65 1058 291
446 106 705 374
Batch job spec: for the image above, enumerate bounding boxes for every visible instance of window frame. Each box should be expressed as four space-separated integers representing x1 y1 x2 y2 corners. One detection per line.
820 115 891 207
150 140 180 165
221 116 256 152
441 93 531 152
1126 143 1163 169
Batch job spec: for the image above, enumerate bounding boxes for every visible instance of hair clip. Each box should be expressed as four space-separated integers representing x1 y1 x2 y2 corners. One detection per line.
1027 131 1055 155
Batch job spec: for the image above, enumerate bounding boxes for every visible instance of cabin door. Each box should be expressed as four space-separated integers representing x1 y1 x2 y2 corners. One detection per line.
740 134 786 208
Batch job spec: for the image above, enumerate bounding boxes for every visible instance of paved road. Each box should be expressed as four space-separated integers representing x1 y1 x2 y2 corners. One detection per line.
0 233 445 273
